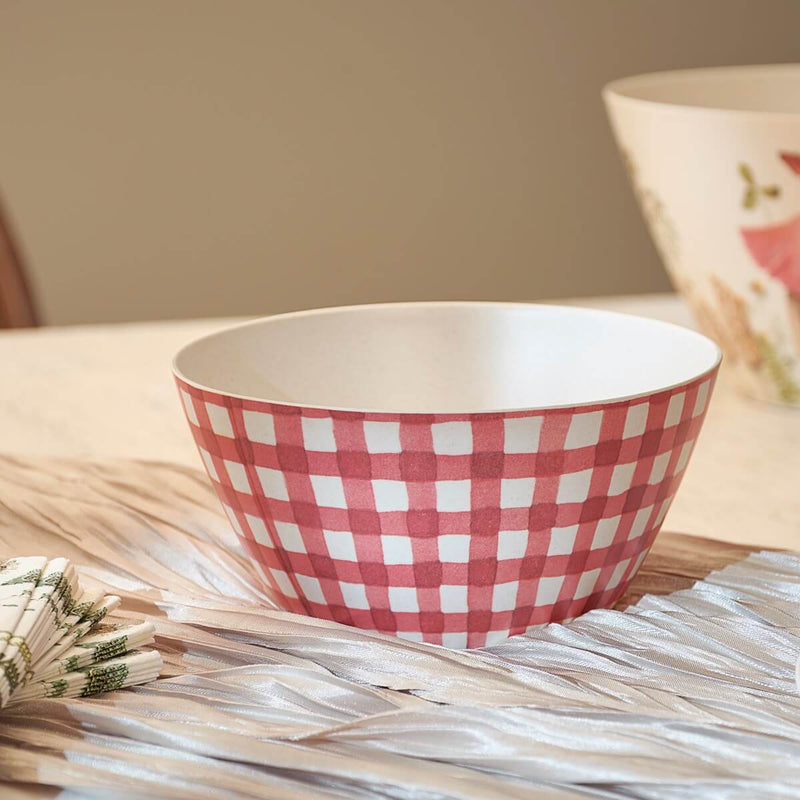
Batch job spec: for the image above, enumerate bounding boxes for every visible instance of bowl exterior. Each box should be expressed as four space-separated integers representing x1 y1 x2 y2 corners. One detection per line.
175 370 716 648
605 87 800 406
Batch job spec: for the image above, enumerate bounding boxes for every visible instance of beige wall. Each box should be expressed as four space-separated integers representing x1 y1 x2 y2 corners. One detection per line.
2 0 800 325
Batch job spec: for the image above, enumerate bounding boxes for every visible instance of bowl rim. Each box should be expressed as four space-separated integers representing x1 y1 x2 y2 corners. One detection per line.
173 301 722 416
603 63 800 120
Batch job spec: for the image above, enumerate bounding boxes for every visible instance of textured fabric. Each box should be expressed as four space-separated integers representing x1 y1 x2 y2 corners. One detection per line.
176 371 715 646
0 455 798 799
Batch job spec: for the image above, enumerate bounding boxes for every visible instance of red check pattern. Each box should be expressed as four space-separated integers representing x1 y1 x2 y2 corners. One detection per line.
176 370 717 648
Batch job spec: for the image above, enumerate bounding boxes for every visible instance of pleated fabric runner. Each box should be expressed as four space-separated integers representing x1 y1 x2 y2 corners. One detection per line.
0 455 798 799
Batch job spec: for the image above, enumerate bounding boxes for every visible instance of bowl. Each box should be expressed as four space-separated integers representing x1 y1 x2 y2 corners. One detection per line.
173 301 720 648
604 64 800 406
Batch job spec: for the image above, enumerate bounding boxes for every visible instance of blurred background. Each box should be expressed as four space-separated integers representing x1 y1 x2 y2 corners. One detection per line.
2 0 800 326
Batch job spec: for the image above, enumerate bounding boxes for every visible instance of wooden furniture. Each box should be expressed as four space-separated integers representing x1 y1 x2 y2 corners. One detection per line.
1 294 796 800
0 294 797 551
0 197 38 327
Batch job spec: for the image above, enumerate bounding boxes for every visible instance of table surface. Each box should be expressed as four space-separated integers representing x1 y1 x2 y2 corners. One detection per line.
2 292 798 550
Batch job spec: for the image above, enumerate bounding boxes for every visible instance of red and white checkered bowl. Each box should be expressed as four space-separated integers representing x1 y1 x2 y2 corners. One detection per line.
174 302 720 648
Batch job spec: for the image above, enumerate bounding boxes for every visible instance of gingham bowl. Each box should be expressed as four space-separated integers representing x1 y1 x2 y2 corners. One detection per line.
173 302 721 648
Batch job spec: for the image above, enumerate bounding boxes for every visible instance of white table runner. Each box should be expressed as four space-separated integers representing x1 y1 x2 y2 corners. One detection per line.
0 456 798 799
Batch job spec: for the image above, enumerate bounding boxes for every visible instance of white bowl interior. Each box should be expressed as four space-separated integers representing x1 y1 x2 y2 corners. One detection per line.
174 303 720 414
605 64 800 114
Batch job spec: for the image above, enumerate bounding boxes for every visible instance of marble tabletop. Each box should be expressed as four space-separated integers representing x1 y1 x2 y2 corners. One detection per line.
2 293 798 549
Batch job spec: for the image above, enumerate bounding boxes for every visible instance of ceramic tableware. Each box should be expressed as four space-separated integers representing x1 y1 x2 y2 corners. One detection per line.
605 64 800 405
174 302 720 647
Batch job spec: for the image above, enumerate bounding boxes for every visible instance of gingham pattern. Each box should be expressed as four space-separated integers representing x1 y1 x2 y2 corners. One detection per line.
176 371 717 648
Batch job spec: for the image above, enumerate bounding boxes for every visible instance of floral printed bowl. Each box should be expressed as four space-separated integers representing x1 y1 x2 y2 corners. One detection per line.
174 302 720 647
605 64 800 406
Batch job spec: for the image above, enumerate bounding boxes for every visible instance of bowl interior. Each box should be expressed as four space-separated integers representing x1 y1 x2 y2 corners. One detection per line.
605 64 800 114
174 303 720 414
